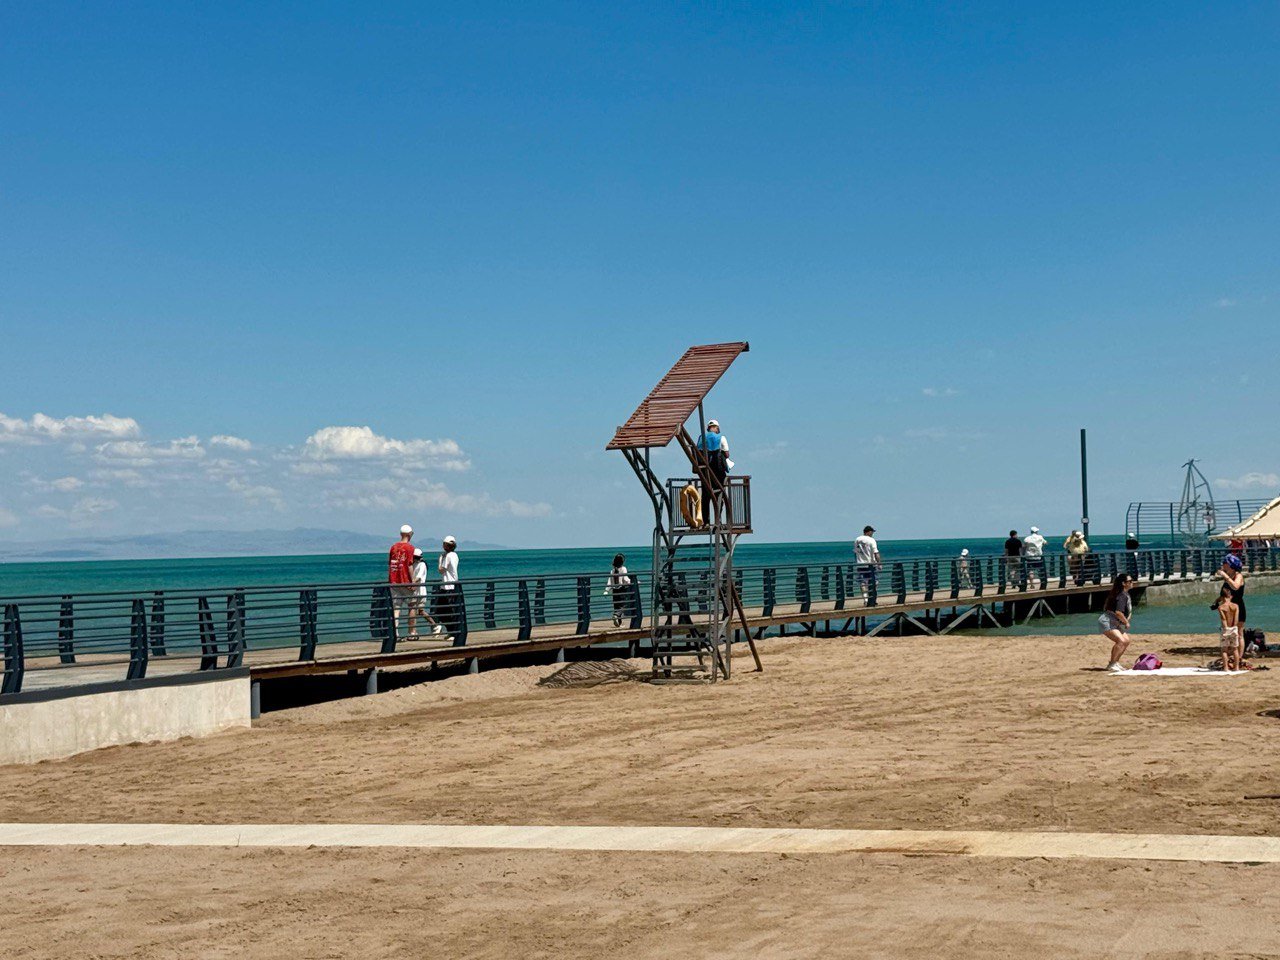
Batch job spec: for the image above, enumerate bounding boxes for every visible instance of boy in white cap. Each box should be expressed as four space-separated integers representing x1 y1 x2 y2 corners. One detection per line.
408 547 441 639
1023 526 1047 589
387 524 416 637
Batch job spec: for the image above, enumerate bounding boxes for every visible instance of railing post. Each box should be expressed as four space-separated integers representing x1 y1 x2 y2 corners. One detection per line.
949 559 960 600
820 566 830 601
629 576 644 629
576 576 591 635
517 580 532 641
997 558 1007 595
197 596 218 671
892 562 906 604
835 564 847 610
483 581 497 629
797 567 811 614
128 598 150 681
534 579 546 625
299 589 318 660
912 560 920 592
58 597 75 665
974 558 985 598
763 568 776 617
2 604 24 695
450 586 469 647
924 560 937 602
225 590 247 668
149 592 167 657
1057 555 1067 589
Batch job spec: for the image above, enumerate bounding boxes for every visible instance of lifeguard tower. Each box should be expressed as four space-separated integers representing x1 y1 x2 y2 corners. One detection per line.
607 343 761 682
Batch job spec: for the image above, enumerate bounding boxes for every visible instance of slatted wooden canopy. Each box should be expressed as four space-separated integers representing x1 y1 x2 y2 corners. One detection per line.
606 342 749 450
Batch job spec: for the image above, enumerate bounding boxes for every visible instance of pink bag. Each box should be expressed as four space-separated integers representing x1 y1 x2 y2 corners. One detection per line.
1132 653 1163 671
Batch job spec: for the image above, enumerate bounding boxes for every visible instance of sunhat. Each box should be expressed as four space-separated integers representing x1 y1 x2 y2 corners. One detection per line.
413 548 423 558
1030 526 1039 533
400 524 413 535
960 548 969 556
707 419 720 429
443 535 457 546
1226 554 1243 571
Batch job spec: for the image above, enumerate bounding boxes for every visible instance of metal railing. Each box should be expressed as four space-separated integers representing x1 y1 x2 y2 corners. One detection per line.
3 546 1275 696
666 476 751 534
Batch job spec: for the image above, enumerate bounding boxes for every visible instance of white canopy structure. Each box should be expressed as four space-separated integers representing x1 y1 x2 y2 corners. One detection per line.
1213 495 1280 541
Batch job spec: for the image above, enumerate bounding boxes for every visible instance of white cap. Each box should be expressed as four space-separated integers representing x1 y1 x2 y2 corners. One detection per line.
960 548 969 556
413 548 423 558
707 419 719 428
400 524 413 535
443 535 457 545
1030 526 1039 533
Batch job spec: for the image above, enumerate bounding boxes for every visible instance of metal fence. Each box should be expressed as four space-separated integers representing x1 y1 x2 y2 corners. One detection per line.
3 546 1275 696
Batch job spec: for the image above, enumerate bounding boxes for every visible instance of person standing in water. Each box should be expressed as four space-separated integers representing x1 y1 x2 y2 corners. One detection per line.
1100 573 1135 672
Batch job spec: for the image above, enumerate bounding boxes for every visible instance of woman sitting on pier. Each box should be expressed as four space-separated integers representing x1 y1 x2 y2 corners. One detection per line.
1100 574 1135 673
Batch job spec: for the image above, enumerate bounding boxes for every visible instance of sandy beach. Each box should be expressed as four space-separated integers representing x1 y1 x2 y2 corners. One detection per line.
3 632 1279 957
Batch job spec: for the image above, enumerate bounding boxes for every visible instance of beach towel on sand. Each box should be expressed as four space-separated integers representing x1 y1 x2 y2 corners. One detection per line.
1112 666 1249 677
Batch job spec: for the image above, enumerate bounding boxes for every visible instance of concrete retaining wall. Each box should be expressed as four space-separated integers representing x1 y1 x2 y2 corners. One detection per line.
1143 571 1279 606
0 672 251 765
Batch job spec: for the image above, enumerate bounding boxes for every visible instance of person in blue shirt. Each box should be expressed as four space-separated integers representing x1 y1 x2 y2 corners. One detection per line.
696 419 729 483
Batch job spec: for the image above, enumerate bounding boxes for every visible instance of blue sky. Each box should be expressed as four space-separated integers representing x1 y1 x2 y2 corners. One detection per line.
1 1 1277 549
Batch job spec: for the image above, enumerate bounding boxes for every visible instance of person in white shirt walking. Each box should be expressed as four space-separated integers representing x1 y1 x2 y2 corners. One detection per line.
1023 526 1047 589
436 535 460 641
408 547 442 639
854 525 882 597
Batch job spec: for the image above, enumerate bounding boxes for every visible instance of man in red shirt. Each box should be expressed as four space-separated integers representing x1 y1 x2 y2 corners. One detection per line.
388 524 416 637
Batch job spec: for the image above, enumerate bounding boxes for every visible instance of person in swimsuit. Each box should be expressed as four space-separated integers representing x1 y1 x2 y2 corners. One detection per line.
1215 583 1240 671
1100 573 1134 672
1218 554 1246 667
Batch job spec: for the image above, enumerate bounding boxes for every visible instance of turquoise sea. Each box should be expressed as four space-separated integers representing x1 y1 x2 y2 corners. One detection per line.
0 535 1274 635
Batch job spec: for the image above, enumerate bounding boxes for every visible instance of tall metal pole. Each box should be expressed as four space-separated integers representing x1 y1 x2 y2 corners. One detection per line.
1079 428 1090 540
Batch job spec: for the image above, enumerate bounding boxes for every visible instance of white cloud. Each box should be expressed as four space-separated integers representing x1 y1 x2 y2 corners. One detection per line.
302 426 469 469
1215 472 1280 491
210 434 253 451
922 387 960 398
72 497 118 518
28 476 85 493
0 505 17 527
290 460 339 476
0 412 140 444
227 477 285 509
94 436 206 467
325 477 550 518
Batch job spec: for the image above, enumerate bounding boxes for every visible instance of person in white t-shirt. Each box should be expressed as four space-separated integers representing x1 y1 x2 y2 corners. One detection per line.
408 547 442 639
1023 526 1047 589
436 535 460 639
853 525 881 596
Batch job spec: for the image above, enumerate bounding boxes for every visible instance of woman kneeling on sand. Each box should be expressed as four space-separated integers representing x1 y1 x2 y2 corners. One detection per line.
1100 574 1135 672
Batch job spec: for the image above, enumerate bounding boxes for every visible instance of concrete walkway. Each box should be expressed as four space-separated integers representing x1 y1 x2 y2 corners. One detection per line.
3 823 1280 863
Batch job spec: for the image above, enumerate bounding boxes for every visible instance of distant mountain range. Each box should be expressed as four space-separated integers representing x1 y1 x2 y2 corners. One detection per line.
0 528 506 562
